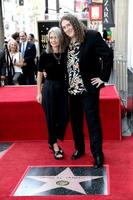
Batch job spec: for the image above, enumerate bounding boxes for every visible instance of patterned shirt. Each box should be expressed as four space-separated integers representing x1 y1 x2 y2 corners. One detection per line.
67 42 87 95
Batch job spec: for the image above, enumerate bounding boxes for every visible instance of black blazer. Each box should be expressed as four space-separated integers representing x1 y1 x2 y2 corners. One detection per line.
19 41 36 74
0 49 6 76
78 30 113 93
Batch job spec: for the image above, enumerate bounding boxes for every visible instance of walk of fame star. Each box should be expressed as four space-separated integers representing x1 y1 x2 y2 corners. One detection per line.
27 167 103 194
13 166 108 196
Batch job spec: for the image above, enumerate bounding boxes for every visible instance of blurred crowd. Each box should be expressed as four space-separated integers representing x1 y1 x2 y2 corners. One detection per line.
0 31 39 86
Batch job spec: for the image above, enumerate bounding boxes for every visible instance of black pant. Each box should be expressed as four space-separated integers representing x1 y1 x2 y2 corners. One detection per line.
21 73 36 85
69 92 103 158
42 79 68 145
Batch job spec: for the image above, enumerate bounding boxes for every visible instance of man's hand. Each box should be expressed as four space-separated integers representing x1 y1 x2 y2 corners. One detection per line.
91 77 104 88
23 62 27 66
0 75 6 80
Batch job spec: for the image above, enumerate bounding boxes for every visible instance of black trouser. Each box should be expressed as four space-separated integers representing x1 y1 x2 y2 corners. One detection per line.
20 72 36 85
42 79 68 145
69 92 103 158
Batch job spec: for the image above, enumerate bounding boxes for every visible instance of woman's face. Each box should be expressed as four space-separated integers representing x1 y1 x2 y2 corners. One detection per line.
61 20 75 39
9 42 17 52
49 31 59 49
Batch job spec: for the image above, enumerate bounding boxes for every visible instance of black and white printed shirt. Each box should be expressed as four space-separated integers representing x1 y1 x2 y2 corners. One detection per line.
67 42 87 95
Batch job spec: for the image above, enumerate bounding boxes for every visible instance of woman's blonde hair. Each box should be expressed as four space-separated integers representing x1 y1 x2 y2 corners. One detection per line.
8 39 19 52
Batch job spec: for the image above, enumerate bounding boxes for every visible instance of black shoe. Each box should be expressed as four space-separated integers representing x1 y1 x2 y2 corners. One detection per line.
49 144 64 155
58 146 64 155
93 154 104 169
71 150 85 160
54 150 64 160
49 144 64 159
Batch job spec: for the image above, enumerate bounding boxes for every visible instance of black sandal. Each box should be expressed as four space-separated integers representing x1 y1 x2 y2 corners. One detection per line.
54 150 64 160
58 146 64 155
49 144 64 155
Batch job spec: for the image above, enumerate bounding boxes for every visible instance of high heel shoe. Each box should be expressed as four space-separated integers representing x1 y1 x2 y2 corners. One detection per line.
49 144 64 159
49 144 64 155
53 150 63 160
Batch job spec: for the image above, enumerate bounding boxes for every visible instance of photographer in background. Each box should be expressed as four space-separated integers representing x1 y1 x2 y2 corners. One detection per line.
0 40 15 86
0 47 6 86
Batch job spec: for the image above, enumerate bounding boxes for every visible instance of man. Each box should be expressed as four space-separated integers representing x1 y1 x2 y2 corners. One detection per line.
0 42 14 86
19 31 36 85
11 32 20 44
28 33 39 76
60 14 113 168
0 48 6 86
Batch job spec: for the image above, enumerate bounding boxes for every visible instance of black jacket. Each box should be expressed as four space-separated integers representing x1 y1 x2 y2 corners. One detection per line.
0 49 6 76
78 30 113 93
19 41 36 74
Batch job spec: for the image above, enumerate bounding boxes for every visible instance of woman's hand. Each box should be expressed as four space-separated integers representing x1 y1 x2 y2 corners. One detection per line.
36 93 42 104
91 77 104 88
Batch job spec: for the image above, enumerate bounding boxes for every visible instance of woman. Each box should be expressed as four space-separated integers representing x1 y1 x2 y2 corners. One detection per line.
8 39 24 85
36 27 68 160
60 14 113 168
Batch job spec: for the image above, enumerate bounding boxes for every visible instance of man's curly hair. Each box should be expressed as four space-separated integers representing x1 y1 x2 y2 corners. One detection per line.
60 13 87 47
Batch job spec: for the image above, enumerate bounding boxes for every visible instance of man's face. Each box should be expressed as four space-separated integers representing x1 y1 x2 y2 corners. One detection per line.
61 20 75 39
19 32 27 42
